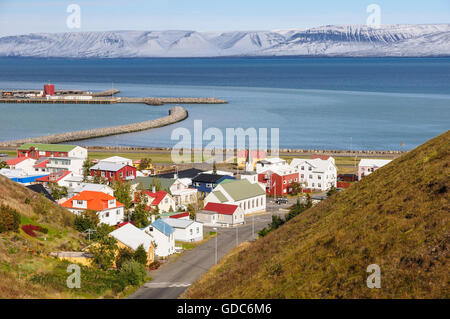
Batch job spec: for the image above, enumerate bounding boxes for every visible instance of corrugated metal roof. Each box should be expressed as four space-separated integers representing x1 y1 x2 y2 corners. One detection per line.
90 162 127 172
219 179 265 201
161 218 194 229
110 223 153 251
151 218 174 236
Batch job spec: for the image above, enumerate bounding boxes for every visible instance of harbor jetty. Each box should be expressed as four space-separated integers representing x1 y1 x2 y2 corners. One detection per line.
0 106 188 147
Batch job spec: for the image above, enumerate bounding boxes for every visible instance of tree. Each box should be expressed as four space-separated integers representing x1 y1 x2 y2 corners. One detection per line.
187 204 196 220
89 236 117 270
212 161 217 174
150 177 163 192
111 178 133 209
82 159 94 182
286 198 305 221
0 204 20 233
49 184 68 200
327 186 338 197
92 174 108 185
305 194 313 209
290 182 302 195
132 193 151 228
134 244 148 265
118 260 147 288
0 161 7 169
138 158 152 171
73 210 99 232
116 247 135 269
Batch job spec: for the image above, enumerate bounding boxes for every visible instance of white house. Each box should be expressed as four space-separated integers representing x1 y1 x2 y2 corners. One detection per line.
238 171 259 184
205 179 266 215
62 191 125 226
162 218 203 242
99 156 133 166
46 156 85 175
290 156 337 191
143 218 176 257
6 157 36 175
255 157 287 173
358 159 392 180
196 202 245 227
137 190 176 213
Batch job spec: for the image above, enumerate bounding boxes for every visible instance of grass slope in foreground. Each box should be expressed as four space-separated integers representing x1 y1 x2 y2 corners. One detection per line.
186 131 449 299
0 175 134 298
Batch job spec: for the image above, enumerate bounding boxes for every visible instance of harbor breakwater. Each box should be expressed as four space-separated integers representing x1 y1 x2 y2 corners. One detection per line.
0 106 188 147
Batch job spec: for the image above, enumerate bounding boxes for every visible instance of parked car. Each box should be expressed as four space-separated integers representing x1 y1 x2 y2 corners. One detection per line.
0 153 8 157
274 197 288 205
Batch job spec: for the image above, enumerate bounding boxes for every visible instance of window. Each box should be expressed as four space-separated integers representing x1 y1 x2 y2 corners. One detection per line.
318 183 321 188
312 183 315 187
101 171 105 177
196 227 199 234
301 174 304 178
308 167 312 171
117 210 120 215
318 176 321 180
309 175 312 179
105 212 109 218
76 200 83 205
301 166 304 170
283 180 286 184
190 229 193 235
294 178 298 182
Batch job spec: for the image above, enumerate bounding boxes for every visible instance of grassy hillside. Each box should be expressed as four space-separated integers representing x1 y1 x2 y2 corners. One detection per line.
0 175 133 298
186 131 449 299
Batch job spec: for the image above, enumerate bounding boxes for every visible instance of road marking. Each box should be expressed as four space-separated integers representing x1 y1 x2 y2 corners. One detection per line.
144 282 191 288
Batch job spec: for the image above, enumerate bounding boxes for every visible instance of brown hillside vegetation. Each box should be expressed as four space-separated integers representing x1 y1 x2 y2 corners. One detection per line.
186 131 449 299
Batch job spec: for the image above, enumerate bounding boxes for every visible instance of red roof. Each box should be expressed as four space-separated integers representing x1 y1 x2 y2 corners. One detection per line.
36 171 71 183
116 221 135 228
62 191 124 211
310 155 330 160
142 190 168 205
204 202 239 215
170 212 190 219
34 160 49 168
6 157 30 165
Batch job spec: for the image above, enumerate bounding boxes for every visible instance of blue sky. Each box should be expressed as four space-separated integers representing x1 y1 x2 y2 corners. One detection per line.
0 0 449 36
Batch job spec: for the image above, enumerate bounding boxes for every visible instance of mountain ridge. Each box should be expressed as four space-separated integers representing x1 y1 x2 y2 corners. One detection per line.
1 24 449 58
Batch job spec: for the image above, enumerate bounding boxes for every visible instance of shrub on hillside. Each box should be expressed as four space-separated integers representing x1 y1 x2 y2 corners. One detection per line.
21 224 49 237
0 204 21 233
118 260 147 289
115 247 135 269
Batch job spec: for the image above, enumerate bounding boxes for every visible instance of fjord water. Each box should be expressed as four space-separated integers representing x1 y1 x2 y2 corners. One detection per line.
0 57 449 150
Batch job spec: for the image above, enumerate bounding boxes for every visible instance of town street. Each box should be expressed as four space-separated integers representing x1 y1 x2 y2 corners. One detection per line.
129 212 278 299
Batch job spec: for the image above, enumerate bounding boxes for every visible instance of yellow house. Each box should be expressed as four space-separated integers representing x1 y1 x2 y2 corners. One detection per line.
109 223 155 266
133 159 153 171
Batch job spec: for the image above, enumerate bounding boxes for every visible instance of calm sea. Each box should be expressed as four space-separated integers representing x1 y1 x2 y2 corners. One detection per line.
0 57 449 150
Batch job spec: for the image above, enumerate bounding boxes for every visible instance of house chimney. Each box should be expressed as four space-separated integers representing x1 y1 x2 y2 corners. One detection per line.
152 186 156 193
151 215 155 223
174 173 178 179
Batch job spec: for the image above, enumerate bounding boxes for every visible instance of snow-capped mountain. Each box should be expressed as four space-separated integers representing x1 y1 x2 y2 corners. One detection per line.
0 24 449 58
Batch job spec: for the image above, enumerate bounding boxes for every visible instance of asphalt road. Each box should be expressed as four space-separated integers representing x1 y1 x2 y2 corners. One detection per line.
129 213 274 299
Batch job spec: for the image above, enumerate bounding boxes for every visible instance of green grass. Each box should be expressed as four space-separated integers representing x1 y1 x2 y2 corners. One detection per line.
186 131 450 299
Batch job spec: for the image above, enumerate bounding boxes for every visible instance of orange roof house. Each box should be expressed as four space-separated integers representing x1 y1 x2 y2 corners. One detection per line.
62 191 125 226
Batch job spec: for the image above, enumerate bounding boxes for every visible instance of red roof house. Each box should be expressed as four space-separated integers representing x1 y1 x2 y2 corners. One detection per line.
198 202 244 226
